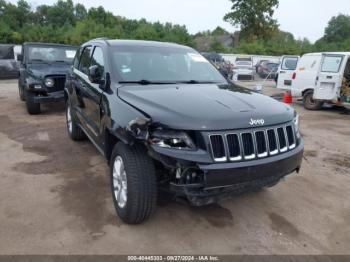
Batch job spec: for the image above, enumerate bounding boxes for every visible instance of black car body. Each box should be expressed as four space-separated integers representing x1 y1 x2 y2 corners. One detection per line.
18 42 77 114
65 39 303 224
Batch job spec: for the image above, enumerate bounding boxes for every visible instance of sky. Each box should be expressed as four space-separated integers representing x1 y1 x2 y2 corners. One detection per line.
7 0 350 43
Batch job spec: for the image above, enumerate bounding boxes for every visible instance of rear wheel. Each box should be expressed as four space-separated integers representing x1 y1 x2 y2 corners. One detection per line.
66 102 85 141
24 90 41 115
18 81 25 101
110 142 157 224
303 90 324 110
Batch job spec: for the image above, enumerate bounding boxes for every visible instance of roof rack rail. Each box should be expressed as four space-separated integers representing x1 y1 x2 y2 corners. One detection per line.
89 37 111 45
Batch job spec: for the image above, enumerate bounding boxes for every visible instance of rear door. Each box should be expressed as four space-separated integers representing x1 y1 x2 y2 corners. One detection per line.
277 56 299 90
314 54 345 100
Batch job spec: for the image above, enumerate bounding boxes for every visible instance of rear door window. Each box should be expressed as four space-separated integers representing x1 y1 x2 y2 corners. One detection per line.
281 57 298 70
321 55 343 73
78 46 92 75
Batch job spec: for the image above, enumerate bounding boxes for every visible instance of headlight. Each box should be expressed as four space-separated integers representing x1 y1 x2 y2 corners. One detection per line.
293 113 300 137
151 130 196 150
44 78 55 87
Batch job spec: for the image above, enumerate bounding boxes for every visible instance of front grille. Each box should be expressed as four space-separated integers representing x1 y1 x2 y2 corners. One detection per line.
47 75 66 92
237 75 253 81
208 123 297 162
209 135 226 162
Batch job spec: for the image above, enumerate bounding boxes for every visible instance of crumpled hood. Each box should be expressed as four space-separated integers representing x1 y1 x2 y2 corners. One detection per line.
26 63 71 80
118 83 294 131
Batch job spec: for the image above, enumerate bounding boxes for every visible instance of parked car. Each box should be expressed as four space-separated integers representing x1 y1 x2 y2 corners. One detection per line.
235 56 253 63
18 42 78 114
232 61 255 81
255 60 268 73
202 52 224 64
289 52 350 110
0 44 19 79
65 38 304 224
258 62 279 79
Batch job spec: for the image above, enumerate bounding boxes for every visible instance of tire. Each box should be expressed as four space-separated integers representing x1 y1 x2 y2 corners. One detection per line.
110 142 157 224
24 90 41 114
66 102 85 141
18 81 25 101
303 90 324 110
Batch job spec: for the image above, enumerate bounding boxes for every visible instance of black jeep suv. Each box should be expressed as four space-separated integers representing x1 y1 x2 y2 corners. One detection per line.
18 42 77 114
65 38 304 224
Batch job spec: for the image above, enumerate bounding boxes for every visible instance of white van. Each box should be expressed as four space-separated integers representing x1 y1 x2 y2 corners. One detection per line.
277 56 300 90
291 52 350 110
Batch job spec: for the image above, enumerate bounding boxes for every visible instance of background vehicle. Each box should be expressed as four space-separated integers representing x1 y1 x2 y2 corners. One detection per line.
258 62 279 79
65 38 303 224
18 42 77 114
235 56 253 63
0 44 19 79
291 52 350 110
232 61 254 81
276 55 300 90
255 60 268 73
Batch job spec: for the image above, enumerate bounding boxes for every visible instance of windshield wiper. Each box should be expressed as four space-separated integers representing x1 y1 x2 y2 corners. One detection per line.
119 80 177 85
177 80 222 84
54 60 68 63
29 59 46 63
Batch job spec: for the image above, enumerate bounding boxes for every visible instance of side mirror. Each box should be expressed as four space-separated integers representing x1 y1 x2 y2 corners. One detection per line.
88 65 102 84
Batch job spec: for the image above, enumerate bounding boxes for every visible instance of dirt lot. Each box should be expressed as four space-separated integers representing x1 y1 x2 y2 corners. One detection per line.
0 79 349 255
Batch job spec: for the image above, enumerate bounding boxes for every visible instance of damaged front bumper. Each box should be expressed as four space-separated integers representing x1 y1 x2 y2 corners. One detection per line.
153 140 304 206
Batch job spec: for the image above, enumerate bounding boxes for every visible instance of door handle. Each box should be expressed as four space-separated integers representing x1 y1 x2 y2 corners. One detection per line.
280 71 286 74
326 76 333 79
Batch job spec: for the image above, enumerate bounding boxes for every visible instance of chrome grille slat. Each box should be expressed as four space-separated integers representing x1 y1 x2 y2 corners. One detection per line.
209 134 227 162
209 122 297 162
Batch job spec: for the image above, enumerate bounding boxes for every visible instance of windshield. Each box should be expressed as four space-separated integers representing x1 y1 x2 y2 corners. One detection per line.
267 63 279 70
27 46 77 63
111 45 226 83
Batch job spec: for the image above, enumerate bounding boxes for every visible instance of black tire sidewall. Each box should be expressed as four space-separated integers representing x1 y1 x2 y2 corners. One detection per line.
303 90 323 110
24 89 41 114
109 142 157 224
110 146 129 220
65 101 85 141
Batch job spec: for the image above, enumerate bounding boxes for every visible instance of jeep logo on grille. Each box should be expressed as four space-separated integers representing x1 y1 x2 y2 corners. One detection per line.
249 118 265 126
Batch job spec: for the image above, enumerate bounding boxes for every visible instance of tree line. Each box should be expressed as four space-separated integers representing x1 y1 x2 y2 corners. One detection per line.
222 0 350 54
0 0 194 47
0 0 349 55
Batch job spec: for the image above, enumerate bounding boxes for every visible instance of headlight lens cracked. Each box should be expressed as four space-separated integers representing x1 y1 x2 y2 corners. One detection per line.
151 129 196 150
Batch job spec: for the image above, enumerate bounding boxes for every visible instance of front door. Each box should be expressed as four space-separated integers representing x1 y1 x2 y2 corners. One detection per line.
314 54 345 101
74 46 105 144
277 56 299 90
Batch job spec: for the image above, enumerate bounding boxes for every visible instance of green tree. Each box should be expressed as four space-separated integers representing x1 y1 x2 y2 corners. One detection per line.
224 0 279 40
210 38 227 52
323 14 350 43
211 26 229 36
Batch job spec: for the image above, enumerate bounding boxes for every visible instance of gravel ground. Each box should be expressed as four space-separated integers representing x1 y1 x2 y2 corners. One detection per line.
0 79 349 255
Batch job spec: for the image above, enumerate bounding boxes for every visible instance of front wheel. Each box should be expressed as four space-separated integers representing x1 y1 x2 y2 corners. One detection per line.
24 90 41 115
110 142 157 224
303 90 324 110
